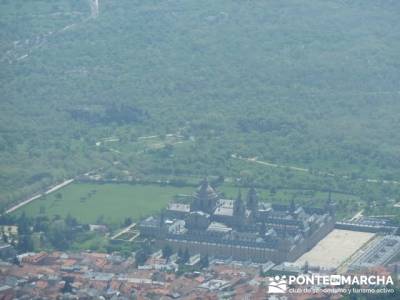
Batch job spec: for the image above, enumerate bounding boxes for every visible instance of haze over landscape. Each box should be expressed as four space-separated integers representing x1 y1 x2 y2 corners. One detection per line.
1 1 400 298
1 0 400 209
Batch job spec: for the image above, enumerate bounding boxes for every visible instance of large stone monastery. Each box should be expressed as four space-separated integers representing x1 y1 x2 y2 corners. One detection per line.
139 179 335 263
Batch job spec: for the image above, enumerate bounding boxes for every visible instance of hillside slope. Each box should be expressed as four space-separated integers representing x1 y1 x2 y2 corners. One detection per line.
1 0 400 205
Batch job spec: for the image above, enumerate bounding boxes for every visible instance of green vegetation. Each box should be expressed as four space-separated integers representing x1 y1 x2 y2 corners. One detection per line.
16 183 194 224
14 182 361 224
1 0 400 219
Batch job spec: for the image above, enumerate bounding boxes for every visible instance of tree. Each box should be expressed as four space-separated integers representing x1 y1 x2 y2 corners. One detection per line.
48 220 69 250
65 214 78 227
135 249 148 266
18 234 33 252
135 241 152 266
177 247 190 264
33 216 50 232
96 215 105 224
1 229 8 243
124 217 133 227
17 212 30 235
177 248 183 261
61 276 74 294
200 254 209 268
162 245 173 259
182 247 190 264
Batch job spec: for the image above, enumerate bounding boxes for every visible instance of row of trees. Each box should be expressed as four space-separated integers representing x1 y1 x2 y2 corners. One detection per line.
1 212 88 253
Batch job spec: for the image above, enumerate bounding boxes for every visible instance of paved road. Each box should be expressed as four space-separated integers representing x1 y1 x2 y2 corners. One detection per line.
5 179 75 214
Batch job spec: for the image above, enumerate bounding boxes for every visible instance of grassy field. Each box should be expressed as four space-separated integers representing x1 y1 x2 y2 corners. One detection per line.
16 183 193 224
15 182 360 224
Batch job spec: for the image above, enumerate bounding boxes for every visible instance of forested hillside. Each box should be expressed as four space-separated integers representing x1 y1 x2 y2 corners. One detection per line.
1 0 400 208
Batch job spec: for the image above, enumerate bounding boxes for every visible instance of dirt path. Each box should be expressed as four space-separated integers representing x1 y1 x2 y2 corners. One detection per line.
349 210 363 222
232 154 400 186
111 223 137 240
1 2 98 64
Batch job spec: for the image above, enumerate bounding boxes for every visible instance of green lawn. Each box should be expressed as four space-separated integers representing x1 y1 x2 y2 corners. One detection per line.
15 182 359 225
16 183 193 225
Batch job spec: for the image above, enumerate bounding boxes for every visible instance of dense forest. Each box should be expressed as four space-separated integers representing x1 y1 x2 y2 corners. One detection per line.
1 0 400 212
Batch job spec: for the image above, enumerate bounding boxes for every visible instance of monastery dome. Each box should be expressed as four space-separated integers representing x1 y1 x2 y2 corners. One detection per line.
194 178 219 200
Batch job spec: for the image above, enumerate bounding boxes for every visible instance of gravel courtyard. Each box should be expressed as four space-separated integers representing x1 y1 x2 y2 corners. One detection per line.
295 229 375 269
